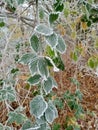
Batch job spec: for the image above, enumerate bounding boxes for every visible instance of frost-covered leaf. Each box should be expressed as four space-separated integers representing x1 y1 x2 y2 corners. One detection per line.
18 0 25 4
30 35 40 53
0 123 3 130
22 120 33 130
36 116 46 125
49 13 59 24
19 53 37 64
34 24 53 36
0 86 16 102
56 35 66 54
38 58 49 79
30 95 47 118
22 120 40 130
0 123 12 130
29 58 38 76
51 77 58 88
4 126 12 130
43 77 53 94
27 74 41 85
45 101 58 124
46 33 58 48
15 106 25 112
37 123 51 130
8 112 27 124
43 76 58 95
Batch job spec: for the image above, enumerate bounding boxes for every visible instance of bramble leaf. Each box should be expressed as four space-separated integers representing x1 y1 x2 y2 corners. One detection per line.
45 101 58 124
56 35 66 54
27 74 41 85
46 33 58 48
19 53 37 64
30 95 48 118
49 13 59 24
38 58 49 78
8 112 27 124
35 24 53 36
30 35 40 53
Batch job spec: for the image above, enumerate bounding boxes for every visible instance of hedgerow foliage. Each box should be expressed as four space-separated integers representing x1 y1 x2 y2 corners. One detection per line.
0 0 98 129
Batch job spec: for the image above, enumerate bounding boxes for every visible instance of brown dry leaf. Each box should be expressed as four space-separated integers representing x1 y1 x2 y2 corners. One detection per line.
71 31 76 39
81 22 88 30
9 25 23 41
57 24 66 36
76 16 81 23
18 75 29 80
16 83 21 93
52 95 57 101
67 117 77 126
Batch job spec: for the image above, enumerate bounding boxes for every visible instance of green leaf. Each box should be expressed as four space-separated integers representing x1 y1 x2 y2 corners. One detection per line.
11 68 19 74
0 79 3 86
71 51 78 62
53 53 65 71
45 101 58 124
56 35 66 53
27 74 41 85
19 53 37 64
35 24 53 36
73 125 81 130
30 34 40 53
75 89 83 100
46 33 58 48
8 112 27 124
68 100 78 110
70 78 80 86
45 56 59 72
45 46 64 70
66 125 73 130
88 57 95 68
54 1 64 12
52 123 60 130
44 57 53 67
39 7 44 19
0 22 5 27
64 2 70 17
38 58 49 79
29 58 38 76
45 46 55 58
30 95 48 118
54 98 64 109
49 13 59 24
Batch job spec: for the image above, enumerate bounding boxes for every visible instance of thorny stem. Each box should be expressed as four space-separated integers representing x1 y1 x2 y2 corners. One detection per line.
35 0 43 96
